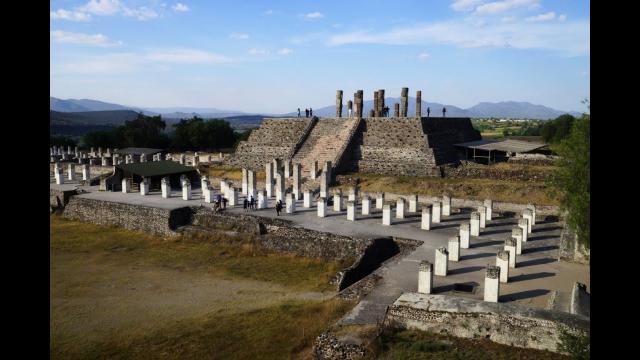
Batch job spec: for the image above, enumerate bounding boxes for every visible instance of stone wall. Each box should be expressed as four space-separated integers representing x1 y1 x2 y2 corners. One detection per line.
558 224 590 264
441 161 553 182
50 188 78 208
386 293 590 354
63 197 193 236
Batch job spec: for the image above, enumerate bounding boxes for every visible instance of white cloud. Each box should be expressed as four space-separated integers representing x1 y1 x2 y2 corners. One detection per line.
501 16 517 23
304 12 323 19
122 6 159 20
248 48 270 55
264 9 273 15
78 0 122 16
277 48 293 55
51 30 122 47
417 52 430 60
525 12 555 22
229 32 250 40
50 9 92 22
145 49 232 64
327 19 590 56
475 0 539 15
558 14 567 22
172 3 189 12
451 0 485 12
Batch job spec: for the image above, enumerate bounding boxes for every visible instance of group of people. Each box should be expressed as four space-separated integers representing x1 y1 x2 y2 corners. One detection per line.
243 195 257 211
298 108 313 118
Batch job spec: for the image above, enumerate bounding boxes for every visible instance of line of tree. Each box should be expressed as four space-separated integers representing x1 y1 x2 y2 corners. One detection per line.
541 114 576 143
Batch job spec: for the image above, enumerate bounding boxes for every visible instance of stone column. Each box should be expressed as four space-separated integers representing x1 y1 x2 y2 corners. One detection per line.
201 175 208 195
161 177 171 198
166 153 172 161
496 251 510 283
204 181 213 203
522 209 534 233
67 164 76 181
448 235 460 262
382 203 392 226
182 178 191 200
348 187 357 202
323 161 332 182
478 205 487 228
459 223 470 248
284 160 291 178
62 153 68 161
518 218 529 243
193 153 199 166
504 237 517 268
356 90 364 118
435 247 448 276
396 198 405 219
293 163 301 199
82 164 90 181
140 154 147 163
368 109 375 118
400 87 409 117
432 201 442 223
125 155 131 164
333 191 343 212
421 205 432 230
347 201 356 221
484 199 493 221
373 91 379 117
378 89 385 117
258 190 267 209
303 189 312 208
376 193 385 209
418 261 433 294
55 167 64 185
336 90 343 117
227 186 238 206
393 103 399 117
101 156 108 166
248 170 256 199
179 154 186 165
310 160 318 179
317 197 327 217
484 266 500 303
408 195 418 212
285 193 296 214
470 211 480 236
220 179 228 195
89 158 96 166
416 90 422 117
140 178 149 196
241 168 248 195
442 195 451 216
361 195 371 215
122 178 131 193
265 162 274 197
512 227 523 255
275 173 284 203
320 171 328 198
526 204 537 225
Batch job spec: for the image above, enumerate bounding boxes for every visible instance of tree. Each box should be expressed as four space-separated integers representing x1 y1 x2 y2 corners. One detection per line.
171 117 237 150
549 102 589 248
50 135 77 147
542 114 575 143
82 131 117 148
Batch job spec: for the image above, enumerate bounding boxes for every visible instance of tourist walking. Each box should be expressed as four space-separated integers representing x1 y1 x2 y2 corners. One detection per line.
442 107 447 117
249 195 255 210
309 108 313 117
243 198 248 212
297 108 301 118
305 108 309 118
426 107 430 117
222 197 227 209
275 200 282 216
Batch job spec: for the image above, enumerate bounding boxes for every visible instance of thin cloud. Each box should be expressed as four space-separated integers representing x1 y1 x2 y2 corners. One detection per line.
525 12 556 22
122 6 159 20
145 49 232 64
451 0 485 12
230 33 250 40
51 30 122 47
475 0 539 15
50 9 92 22
304 12 323 19
264 9 274 15
78 0 122 16
172 3 189 12
277 48 293 55
248 48 270 56
417 52 431 60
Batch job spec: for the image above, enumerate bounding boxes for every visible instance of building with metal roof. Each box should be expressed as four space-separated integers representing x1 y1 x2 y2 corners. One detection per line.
114 147 163 156
454 139 550 164
106 160 198 192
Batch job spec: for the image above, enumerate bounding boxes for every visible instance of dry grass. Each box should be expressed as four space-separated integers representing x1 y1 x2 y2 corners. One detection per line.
51 216 355 359
206 165 265 183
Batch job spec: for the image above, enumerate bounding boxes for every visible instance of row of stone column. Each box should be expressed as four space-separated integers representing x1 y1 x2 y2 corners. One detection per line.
334 88 424 118
53 163 91 184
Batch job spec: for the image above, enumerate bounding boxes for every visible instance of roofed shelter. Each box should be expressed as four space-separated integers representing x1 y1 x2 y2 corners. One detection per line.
109 161 198 192
454 139 550 165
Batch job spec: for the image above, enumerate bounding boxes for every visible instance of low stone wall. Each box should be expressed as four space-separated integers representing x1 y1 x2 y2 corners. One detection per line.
442 161 552 181
385 293 590 354
558 225 589 264
570 282 590 317
63 197 193 236
313 331 366 360
50 188 77 208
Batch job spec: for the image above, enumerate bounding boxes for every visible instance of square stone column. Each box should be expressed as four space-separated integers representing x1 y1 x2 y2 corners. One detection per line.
101 157 109 166
484 266 500 303
442 195 451 216
484 199 493 221
285 193 296 214
421 205 432 230
522 209 534 233
347 201 356 221
303 190 312 208
512 227 523 255
496 251 510 283
55 168 64 185
317 197 327 217
122 178 131 193
459 223 470 248
435 247 448 276
241 168 248 195
376 193 385 209
478 205 487 228
82 164 90 181
220 179 228 195
275 173 284 203
396 198 405 219
448 235 460 262
320 171 328 198
293 163 301 199
382 203 392 226
182 180 191 200
265 162 274 197
257 190 267 209
432 202 441 223
418 261 433 294
348 187 357 202
526 204 537 225
504 237 517 268
140 154 147 163
310 161 318 179
272 159 281 176
67 164 76 181
470 211 480 236
227 186 238 206
89 158 96 166
248 170 257 199
518 218 529 242
333 191 343 212
361 196 371 215
408 195 418 212
204 183 214 203
140 178 149 196
179 154 186 165
323 161 332 183
201 175 208 194
284 160 292 178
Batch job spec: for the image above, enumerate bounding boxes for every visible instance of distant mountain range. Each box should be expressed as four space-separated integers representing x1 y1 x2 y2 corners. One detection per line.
51 96 582 122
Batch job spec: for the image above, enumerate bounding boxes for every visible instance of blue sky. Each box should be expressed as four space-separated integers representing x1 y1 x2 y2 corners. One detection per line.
50 0 590 113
